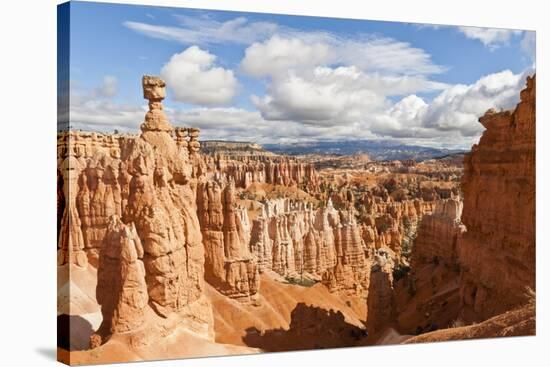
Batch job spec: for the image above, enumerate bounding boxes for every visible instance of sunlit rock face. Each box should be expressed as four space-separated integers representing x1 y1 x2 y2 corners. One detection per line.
388 197 465 335
203 153 319 191
366 248 395 335
458 75 536 322
120 75 207 319
196 179 260 303
96 217 148 335
246 197 370 296
411 198 465 269
365 76 536 338
60 76 215 348
57 154 88 268
249 198 326 277
322 205 370 295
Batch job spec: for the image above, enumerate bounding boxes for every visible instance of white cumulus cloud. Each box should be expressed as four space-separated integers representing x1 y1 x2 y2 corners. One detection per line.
65 67 534 150
370 68 533 145
419 69 526 133
160 46 239 106
241 34 445 78
457 26 522 50
252 65 446 126
241 35 331 78
252 66 387 125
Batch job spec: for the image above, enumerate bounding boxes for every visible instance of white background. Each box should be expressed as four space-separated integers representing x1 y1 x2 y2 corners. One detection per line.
0 0 547 365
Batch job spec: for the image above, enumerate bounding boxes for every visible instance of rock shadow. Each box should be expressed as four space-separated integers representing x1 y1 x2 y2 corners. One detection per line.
57 314 94 351
243 302 368 352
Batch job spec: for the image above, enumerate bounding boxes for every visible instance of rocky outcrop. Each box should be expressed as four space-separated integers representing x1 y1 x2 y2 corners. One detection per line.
366 248 396 335
322 205 370 295
246 197 371 295
405 303 535 344
57 131 134 265
336 187 436 256
201 141 270 156
80 76 214 349
392 198 465 335
386 77 536 337
411 198 465 268
203 154 319 190
458 75 536 322
249 216 273 272
77 153 124 263
249 199 339 279
245 188 439 297
120 76 207 319
304 201 338 275
321 179 460 333
196 179 259 302
57 155 88 268
96 216 148 336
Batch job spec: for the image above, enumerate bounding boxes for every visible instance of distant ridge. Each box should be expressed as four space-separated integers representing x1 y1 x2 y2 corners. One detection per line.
263 140 466 161
200 140 272 155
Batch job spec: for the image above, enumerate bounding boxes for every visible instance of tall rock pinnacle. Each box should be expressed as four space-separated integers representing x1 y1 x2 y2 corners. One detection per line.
141 75 172 133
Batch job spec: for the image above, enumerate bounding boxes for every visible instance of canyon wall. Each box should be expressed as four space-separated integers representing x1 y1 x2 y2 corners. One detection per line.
196 179 260 302
392 75 536 336
57 154 88 268
247 197 370 295
57 131 134 265
392 198 465 335
383 76 535 337
366 248 395 335
203 154 319 190
322 206 370 295
249 198 338 278
457 75 536 322
390 76 536 334
411 198 465 268
247 192 439 299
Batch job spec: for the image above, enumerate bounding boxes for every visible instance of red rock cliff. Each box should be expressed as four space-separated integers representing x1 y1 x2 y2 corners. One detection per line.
458 75 536 322
196 179 260 302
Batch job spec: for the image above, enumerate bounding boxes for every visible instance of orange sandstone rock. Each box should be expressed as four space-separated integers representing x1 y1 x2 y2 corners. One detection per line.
457 75 536 322
196 179 260 302
96 216 148 336
57 154 88 268
81 76 215 351
411 198 465 268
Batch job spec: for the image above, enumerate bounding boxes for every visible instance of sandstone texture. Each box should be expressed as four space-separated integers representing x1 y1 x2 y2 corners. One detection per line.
204 154 319 191
458 75 536 322
405 303 535 344
96 216 148 335
391 198 465 335
411 198 465 268
366 248 395 334
58 154 88 268
196 179 260 302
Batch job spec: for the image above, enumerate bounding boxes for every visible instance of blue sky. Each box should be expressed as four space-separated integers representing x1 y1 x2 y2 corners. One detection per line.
62 1 536 148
